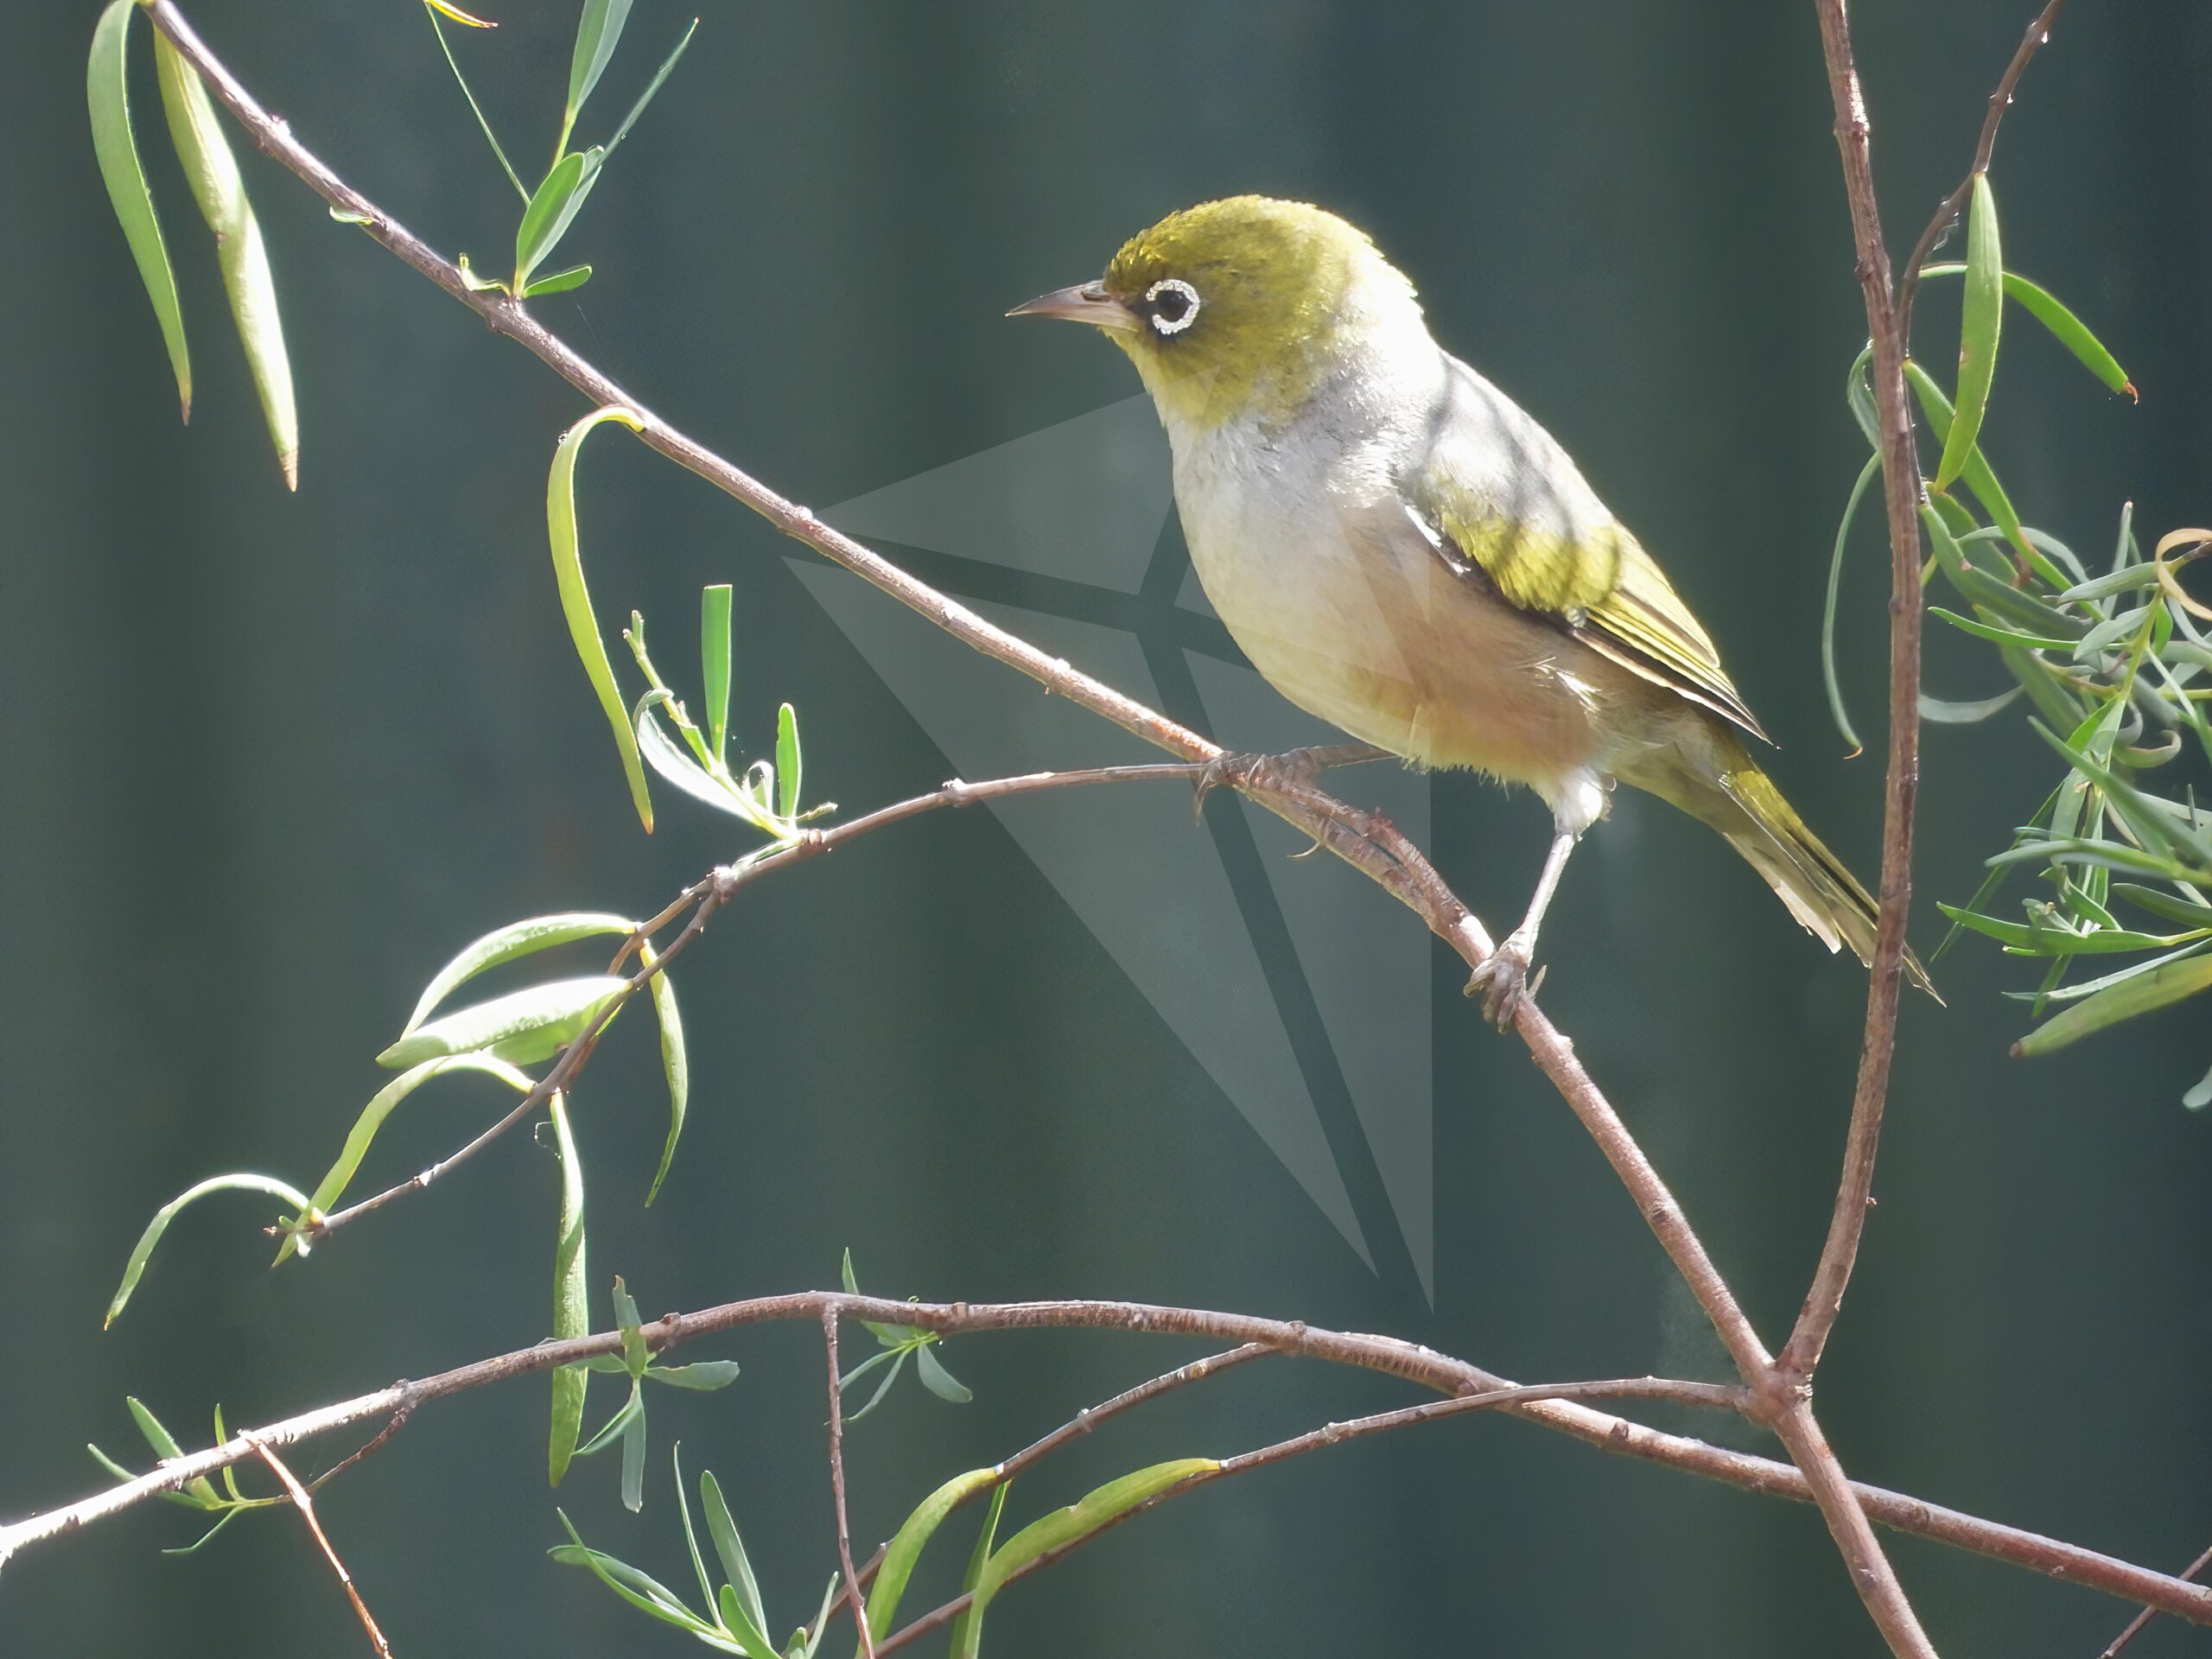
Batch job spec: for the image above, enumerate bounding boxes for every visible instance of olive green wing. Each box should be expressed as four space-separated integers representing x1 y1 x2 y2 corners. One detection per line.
1411 356 1771 744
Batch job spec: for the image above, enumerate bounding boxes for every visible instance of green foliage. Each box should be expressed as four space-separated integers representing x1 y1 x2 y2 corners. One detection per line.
86 2 189 420
554 1450 834 1657
425 0 698 295
1828 213 2207 1103
837 1251 972 1422
86 1397 286 1554
104 1173 313 1326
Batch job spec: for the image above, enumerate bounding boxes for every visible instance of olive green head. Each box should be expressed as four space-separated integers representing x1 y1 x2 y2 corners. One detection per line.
1010 196 1420 431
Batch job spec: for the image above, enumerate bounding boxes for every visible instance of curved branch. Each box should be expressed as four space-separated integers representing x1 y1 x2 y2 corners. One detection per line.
6 1290 2210 1631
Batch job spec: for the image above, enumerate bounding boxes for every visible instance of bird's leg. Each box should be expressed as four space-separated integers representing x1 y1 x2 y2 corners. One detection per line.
1465 824 1581 1030
1190 742 1391 824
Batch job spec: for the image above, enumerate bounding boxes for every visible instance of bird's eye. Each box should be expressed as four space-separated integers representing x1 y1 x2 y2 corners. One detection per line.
1145 277 1201 335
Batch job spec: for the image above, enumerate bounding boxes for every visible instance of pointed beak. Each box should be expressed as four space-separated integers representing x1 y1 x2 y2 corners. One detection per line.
1006 282 1141 334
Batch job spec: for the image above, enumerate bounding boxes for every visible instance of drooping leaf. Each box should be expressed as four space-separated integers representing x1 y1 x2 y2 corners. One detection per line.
701 584 733 762
1935 172 2002 491
278 1053 534 1263
1904 361 2043 577
646 1360 741 1391
639 941 689 1205
549 1094 589 1486
861 1467 1002 1652
152 35 296 488
378 975 628 1069
914 1343 973 1404
1821 453 1880 754
105 1173 313 1327
548 404 652 828
404 912 638 1036
87 1 190 420
2015 952 2212 1055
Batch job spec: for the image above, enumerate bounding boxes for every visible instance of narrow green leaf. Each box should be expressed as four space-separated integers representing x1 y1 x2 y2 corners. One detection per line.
1904 361 2043 576
522 264 594 298
620 1395 648 1512
845 1351 908 1424
574 1380 645 1457
2008 940 2212 1004
87 1 190 419
1843 345 1878 448
795 1573 839 1659
946 1483 1008 1659
425 4 527 201
1927 607 2075 652
715 1585 779 1659
636 940 690 1205
1821 453 1879 753
549 405 652 829
603 17 698 158
1923 263 2134 399
563 0 635 143
1933 903 2201 956
105 1173 313 1327
404 912 637 1037
378 974 627 1070
549 1094 588 1486
280 1053 533 1263
914 1344 972 1404
636 702 756 817
152 35 296 489
674 1445 718 1618
701 584 733 763
514 147 603 293
162 1506 248 1555
2113 884 2212 927
958 1462 1218 1657
861 1467 1002 1652
1936 172 2003 490
551 1515 721 1637
2015 952 2212 1055
124 1398 225 1510
775 703 801 818
1918 686 2023 724
701 1470 770 1645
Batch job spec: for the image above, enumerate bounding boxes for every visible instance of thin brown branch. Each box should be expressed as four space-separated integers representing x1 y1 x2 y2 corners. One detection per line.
242 1435 392 1659
823 1310 876 1659
1788 0 2074 1392
870 1377 1741 1655
826 1344 1274 1628
2097 1536 2212 1659
9 1291 2209 1629
1896 0 2072 337
307 1403 413 1494
298 763 1204 1241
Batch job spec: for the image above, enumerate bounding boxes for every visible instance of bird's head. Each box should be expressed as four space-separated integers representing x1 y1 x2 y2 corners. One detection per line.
1009 196 1424 435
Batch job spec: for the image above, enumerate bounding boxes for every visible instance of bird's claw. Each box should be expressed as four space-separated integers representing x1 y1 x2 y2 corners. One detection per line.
1191 749 1319 824
1465 938 1543 1030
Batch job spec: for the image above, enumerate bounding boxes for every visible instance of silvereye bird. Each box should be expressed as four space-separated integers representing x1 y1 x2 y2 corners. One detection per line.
1011 195 1933 1024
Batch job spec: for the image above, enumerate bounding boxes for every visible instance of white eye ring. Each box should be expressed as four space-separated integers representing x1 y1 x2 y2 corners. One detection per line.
1145 277 1201 335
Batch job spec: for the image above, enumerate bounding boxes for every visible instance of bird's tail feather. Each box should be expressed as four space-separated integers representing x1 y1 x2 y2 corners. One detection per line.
1628 735 1939 1001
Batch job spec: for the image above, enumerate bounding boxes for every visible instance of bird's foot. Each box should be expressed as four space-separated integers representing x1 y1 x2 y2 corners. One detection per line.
1191 742 1388 825
1465 934 1546 1031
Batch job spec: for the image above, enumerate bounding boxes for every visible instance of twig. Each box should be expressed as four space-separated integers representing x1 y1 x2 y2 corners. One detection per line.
870 1376 1738 1655
298 763 1205 1241
826 1343 1275 1626
823 1310 875 1659
2096 1536 2212 1659
9 1292 2210 1628
1785 0 2074 1386
308 1402 413 1493
1896 0 2072 337
241 1434 392 1658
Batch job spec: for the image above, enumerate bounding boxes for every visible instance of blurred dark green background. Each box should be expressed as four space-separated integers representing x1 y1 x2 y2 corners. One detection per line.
5 2 2209 1653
